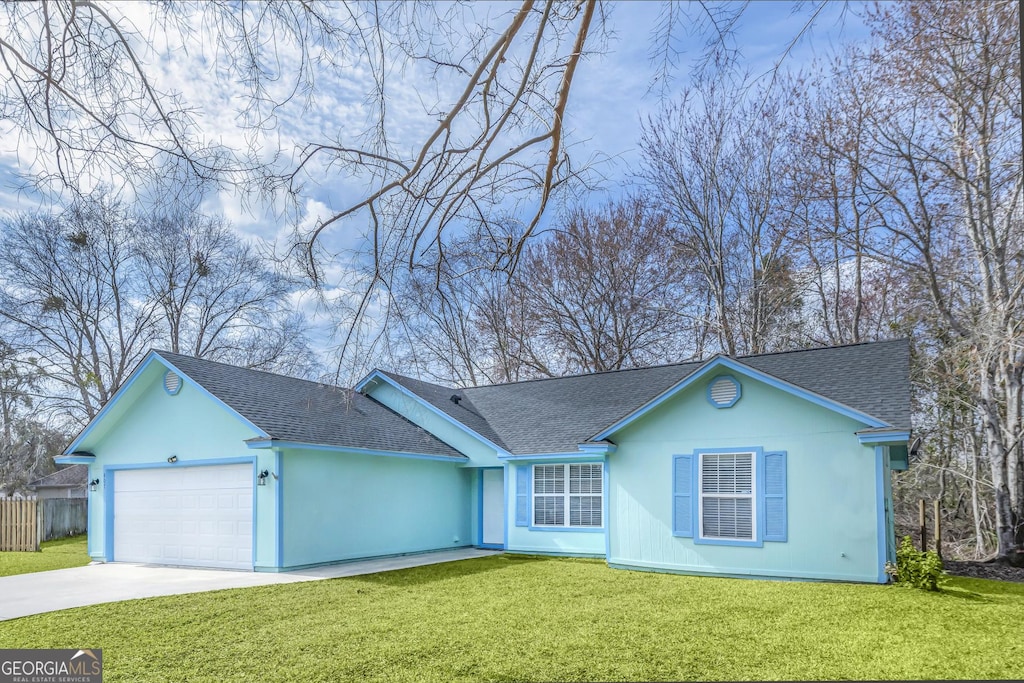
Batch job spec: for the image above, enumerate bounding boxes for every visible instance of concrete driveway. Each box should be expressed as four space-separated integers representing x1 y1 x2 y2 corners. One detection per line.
0 548 498 621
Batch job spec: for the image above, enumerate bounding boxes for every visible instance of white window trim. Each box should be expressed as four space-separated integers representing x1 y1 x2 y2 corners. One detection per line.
531 463 603 529
698 451 756 541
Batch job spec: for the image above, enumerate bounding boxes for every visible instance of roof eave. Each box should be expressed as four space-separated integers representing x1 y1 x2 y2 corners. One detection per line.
856 428 911 445
63 350 270 455
591 355 890 442
245 437 467 463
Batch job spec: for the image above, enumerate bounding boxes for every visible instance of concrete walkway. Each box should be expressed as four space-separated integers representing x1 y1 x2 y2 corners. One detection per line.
0 548 499 621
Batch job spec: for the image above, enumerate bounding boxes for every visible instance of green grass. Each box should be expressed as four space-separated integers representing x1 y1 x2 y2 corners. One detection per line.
0 555 1020 681
0 535 89 577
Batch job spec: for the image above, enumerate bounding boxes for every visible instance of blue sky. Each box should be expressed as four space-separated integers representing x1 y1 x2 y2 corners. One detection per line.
0 1 873 362
0 2 870 229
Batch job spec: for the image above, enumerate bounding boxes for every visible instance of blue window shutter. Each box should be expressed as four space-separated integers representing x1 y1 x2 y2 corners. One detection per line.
763 451 787 542
672 454 694 537
515 466 530 527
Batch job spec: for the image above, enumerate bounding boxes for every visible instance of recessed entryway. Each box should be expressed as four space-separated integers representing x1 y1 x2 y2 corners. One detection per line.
480 468 504 548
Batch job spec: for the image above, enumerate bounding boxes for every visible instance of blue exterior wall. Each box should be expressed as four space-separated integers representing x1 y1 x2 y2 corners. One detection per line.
607 374 884 582
280 447 473 568
363 381 503 467
505 462 606 557
75 360 277 568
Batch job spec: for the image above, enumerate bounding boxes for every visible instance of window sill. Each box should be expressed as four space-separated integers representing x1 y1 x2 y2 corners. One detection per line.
527 525 605 533
692 536 764 548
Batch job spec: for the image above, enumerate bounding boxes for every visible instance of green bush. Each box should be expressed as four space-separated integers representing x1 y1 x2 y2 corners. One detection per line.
885 536 943 591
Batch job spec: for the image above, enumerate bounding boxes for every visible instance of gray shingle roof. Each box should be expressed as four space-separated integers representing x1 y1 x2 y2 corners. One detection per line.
380 340 912 455
377 371 511 451
29 464 87 489
156 352 465 459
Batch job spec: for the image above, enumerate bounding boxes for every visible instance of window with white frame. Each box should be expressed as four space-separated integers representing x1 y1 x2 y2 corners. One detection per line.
533 464 602 528
699 452 755 540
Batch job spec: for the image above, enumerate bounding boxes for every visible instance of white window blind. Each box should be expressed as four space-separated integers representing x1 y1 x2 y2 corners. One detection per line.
533 463 602 528
533 465 564 526
700 452 755 540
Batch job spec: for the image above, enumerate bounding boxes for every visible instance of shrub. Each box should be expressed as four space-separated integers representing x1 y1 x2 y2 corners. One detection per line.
885 535 943 591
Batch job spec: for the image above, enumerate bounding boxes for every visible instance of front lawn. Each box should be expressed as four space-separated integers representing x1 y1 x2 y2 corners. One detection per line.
0 555 1020 681
0 535 89 577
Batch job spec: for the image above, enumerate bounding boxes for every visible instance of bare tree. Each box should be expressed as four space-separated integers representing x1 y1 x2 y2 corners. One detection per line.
0 1 606 278
0 1 846 366
0 194 158 422
135 211 315 376
514 198 696 375
811 1 1023 559
641 75 799 355
784 67 915 346
0 340 68 494
0 191 317 423
387 197 696 382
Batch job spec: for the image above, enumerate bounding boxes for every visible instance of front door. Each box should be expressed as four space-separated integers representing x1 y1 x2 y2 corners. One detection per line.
481 469 504 547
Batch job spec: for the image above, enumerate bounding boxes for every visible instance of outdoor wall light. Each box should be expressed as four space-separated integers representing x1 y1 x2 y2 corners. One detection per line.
167 455 178 463
89 478 100 492
257 470 269 486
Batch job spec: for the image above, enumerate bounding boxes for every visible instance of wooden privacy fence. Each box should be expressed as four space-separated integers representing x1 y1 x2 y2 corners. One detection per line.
38 499 88 543
0 498 88 551
0 499 39 551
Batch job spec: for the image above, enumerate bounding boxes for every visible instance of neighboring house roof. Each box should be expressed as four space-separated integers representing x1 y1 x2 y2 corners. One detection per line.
376 339 912 455
150 352 466 459
29 464 87 489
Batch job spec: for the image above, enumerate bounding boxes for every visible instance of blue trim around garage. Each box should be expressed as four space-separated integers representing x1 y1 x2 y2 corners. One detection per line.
102 456 259 565
250 459 259 566
275 449 284 568
354 371 512 456
103 467 114 561
244 439 467 464
592 355 888 441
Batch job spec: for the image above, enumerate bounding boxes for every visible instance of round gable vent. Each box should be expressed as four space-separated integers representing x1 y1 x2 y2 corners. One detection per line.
707 375 740 408
163 370 182 395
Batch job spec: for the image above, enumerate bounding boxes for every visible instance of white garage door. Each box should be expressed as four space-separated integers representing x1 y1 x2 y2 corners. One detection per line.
113 463 253 570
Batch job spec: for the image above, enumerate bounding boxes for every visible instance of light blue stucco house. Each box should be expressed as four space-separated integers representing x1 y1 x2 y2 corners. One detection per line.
58 340 911 583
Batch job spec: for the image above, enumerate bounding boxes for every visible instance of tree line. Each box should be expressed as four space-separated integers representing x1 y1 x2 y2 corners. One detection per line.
0 194 315 492
0 1 1019 561
380 2 1022 561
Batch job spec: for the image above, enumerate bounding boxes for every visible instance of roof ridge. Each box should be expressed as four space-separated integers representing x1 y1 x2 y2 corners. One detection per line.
734 337 908 361
462 338 909 392
155 350 346 391
379 369 454 390
461 359 701 391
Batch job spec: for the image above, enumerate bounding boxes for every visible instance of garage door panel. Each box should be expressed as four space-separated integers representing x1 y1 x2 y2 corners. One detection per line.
113 463 253 570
